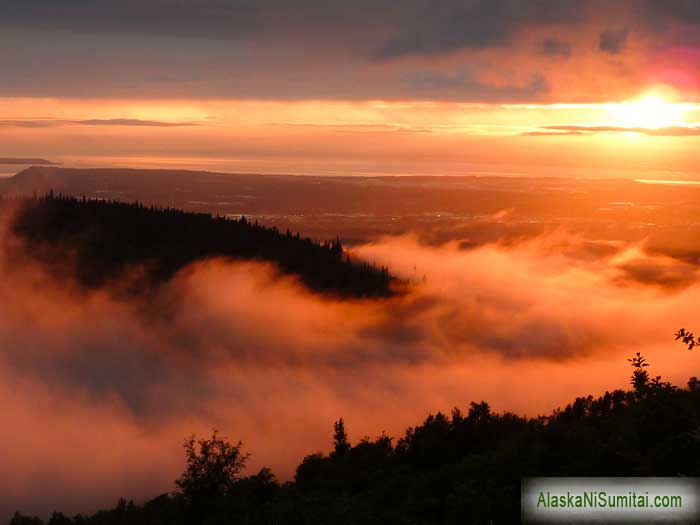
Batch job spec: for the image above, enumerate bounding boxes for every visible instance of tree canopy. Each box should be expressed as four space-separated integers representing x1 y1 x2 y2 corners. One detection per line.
3 194 394 298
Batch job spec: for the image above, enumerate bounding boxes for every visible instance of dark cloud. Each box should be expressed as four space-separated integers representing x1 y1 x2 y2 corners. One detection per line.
0 0 263 40
375 1 518 59
615 257 698 289
646 0 700 23
400 70 549 101
0 1 697 101
0 1 393 48
369 1 590 60
0 1 558 44
542 38 572 58
599 29 629 54
0 1 686 55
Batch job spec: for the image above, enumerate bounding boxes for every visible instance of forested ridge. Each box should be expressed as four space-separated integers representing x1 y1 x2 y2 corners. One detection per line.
10 334 700 525
2 194 393 298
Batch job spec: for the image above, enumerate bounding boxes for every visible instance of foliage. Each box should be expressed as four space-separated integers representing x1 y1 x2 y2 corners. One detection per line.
676 328 699 351
627 351 650 393
3 194 393 298
176 430 248 504
10 513 43 525
332 418 351 457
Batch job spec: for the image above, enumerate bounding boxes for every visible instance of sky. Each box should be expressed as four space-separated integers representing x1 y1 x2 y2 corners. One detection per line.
1 0 699 178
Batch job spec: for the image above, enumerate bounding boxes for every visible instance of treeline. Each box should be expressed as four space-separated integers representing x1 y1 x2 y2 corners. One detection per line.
11 338 700 525
3 194 393 297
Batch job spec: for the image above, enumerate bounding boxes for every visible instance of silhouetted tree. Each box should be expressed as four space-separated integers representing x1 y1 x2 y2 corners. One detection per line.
332 418 351 457
10 513 43 525
47 512 72 525
628 352 650 394
176 429 248 508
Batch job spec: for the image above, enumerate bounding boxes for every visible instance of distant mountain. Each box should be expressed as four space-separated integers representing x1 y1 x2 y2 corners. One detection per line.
4 194 394 298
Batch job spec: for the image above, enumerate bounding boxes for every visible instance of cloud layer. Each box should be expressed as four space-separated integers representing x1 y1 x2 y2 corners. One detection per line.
0 1 698 101
1 207 699 518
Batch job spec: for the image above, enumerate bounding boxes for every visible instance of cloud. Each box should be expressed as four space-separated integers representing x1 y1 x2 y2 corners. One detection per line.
0 118 197 128
0 120 59 128
1 205 699 518
542 38 572 58
0 1 570 46
0 2 689 57
355 233 700 357
523 125 700 136
520 130 588 136
0 0 264 40
611 246 699 289
400 70 549 101
73 119 197 127
616 258 698 289
0 1 698 101
599 29 629 54
269 122 434 134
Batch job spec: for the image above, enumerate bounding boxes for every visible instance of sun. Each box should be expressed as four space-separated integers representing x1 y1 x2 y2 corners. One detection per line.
607 96 688 129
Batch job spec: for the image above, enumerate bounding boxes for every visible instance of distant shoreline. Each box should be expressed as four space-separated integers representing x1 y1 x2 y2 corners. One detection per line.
0 158 54 165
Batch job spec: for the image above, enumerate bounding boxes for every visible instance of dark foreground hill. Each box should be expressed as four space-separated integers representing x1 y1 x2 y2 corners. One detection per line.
3 194 393 298
9 348 700 525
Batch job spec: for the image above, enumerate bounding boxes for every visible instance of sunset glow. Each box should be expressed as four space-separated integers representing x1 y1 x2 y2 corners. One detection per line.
1 96 698 180
607 96 691 129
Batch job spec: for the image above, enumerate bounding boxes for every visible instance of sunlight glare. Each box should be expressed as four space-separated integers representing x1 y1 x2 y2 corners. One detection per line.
607 96 688 129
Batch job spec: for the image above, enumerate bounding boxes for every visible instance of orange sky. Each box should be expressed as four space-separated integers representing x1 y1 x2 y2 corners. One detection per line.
1 1 699 178
1 96 699 178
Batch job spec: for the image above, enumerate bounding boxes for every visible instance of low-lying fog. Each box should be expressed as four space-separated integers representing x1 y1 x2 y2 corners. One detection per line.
1 171 699 517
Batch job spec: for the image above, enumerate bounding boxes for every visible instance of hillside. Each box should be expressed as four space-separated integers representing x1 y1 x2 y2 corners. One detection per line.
4 194 394 298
